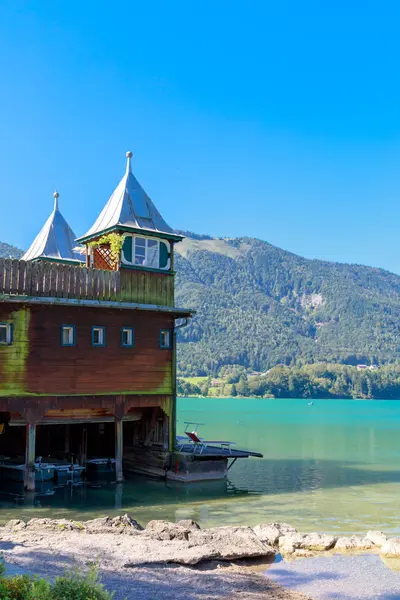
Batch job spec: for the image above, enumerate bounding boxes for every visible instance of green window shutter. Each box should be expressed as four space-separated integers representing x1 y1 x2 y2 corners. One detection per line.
122 235 132 263
159 241 170 269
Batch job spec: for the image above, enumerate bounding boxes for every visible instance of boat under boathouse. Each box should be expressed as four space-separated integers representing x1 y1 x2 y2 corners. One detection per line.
0 151 261 491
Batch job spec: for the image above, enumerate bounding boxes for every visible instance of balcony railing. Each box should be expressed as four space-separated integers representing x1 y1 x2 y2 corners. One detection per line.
0 259 174 307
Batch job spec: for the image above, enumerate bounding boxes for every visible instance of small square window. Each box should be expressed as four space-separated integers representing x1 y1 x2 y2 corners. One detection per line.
121 327 134 347
61 325 75 347
160 329 172 349
0 323 12 345
92 326 106 347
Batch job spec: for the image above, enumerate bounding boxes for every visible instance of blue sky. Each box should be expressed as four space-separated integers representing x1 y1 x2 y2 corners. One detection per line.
1 1 400 272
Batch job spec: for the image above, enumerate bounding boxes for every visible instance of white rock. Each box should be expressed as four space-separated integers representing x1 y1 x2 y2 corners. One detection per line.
278 533 305 554
253 524 281 545
380 538 400 557
302 533 337 551
335 536 374 551
366 530 387 547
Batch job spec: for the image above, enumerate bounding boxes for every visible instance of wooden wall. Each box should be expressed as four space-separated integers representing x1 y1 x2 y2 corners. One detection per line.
0 303 174 397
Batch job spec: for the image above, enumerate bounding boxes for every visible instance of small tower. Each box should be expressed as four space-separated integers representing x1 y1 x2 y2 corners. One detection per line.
22 191 83 264
76 152 183 270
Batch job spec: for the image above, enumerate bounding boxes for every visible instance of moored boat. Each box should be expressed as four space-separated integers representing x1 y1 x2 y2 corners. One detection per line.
1 460 56 482
86 457 116 477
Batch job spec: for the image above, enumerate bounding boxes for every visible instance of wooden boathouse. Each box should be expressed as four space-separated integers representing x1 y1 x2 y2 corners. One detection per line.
0 151 192 490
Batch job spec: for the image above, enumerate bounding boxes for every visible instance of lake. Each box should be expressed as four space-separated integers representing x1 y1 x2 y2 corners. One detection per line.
0 397 399 535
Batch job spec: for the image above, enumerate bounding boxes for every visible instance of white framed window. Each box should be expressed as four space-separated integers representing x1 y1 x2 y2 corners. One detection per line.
61 325 75 347
0 323 12 345
121 327 134 347
134 236 160 268
92 326 106 347
160 329 172 349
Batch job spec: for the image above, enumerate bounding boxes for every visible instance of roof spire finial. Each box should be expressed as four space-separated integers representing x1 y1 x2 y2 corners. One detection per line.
53 190 59 211
126 150 133 173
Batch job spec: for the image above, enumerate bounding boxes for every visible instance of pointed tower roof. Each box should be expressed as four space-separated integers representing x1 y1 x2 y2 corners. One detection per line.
22 192 84 264
76 152 182 243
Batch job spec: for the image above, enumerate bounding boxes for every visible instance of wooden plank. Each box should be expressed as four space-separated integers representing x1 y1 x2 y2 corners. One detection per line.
4 259 11 293
92 269 99 299
42 262 51 296
30 262 37 295
80 267 88 299
49 263 57 296
11 259 19 294
98 269 105 300
25 261 32 296
103 270 110 301
36 262 45 296
17 260 26 294
87 268 93 299
0 259 5 290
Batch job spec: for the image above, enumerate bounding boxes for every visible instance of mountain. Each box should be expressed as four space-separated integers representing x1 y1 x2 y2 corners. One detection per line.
0 242 23 259
175 235 400 376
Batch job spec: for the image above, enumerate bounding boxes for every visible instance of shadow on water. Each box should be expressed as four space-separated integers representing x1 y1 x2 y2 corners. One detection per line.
1 457 400 522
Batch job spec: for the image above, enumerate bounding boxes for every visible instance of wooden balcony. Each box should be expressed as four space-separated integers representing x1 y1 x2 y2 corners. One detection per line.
0 259 175 307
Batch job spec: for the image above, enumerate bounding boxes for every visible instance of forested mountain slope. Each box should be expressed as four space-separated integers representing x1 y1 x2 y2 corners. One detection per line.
175 234 400 375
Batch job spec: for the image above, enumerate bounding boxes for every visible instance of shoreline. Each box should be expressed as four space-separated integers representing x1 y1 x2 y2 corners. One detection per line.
1 516 400 599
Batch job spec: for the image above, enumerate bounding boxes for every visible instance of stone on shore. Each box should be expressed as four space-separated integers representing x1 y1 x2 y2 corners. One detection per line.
278 532 336 554
253 522 297 546
279 533 306 554
253 524 281 545
301 533 337 551
335 536 374 550
366 530 388 547
128 525 276 566
145 520 192 541
380 538 400 557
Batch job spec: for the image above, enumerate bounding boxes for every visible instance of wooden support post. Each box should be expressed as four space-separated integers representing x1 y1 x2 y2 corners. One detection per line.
24 423 36 491
65 424 70 455
115 417 124 483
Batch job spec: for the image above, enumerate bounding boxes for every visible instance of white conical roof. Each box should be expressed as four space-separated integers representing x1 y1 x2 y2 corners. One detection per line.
22 192 83 263
77 152 178 241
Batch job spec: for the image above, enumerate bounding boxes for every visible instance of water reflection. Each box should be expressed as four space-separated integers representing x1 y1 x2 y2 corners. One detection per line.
1 398 400 534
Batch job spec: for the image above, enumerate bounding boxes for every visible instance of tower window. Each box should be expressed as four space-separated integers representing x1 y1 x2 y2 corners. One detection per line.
92 326 106 347
134 236 160 268
121 327 134 347
0 323 13 345
61 325 75 346
160 329 172 349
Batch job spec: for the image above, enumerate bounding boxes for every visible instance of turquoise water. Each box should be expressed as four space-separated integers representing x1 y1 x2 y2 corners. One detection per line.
1 398 400 535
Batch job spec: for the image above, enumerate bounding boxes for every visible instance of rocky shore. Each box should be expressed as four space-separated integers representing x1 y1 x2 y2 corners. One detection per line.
0 516 399 599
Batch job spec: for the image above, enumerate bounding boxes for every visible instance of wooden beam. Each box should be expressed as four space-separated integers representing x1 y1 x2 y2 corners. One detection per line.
115 417 124 483
24 423 36 491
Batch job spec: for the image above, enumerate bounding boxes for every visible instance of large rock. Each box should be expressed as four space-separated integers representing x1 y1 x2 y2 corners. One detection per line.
253 522 297 546
85 515 143 534
187 526 275 561
335 536 374 551
301 533 337 551
177 519 201 530
145 520 191 541
278 533 305 554
253 524 281 545
366 530 388 547
125 525 276 566
3 520 26 531
380 538 400 557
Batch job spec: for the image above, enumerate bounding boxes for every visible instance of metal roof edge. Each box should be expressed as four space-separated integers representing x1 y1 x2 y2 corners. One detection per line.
0 294 194 316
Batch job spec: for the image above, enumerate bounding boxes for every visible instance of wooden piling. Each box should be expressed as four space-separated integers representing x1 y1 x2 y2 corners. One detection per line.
115 417 124 483
24 423 36 491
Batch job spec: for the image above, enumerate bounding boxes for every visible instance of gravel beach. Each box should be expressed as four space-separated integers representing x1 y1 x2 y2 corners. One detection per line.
0 517 310 600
